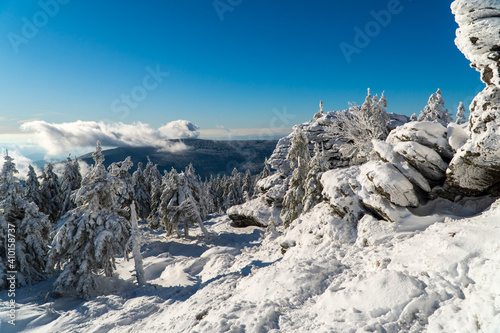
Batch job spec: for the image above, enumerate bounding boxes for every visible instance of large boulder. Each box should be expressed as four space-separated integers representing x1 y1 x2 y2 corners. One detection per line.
387 121 454 160
447 0 500 195
393 142 448 182
321 163 413 223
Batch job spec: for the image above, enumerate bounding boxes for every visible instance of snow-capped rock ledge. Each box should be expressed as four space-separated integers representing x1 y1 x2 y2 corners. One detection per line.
227 197 282 228
447 0 500 195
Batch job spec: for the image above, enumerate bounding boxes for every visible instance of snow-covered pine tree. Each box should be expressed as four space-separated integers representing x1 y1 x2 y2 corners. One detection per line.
159 170 209 238
46 142 131 299
185 164 208 221
39 163 63 223
281 129 310 228
371 92 391 137
132 162 151 220
410 113 418 122
418 88 453 125
303 143 329 213
159 168 182 236
0 152 51 289
145 158 162 226
108 157 135 220
456 101 467 125
223 168 245 210
242 169 253 202
25 164 43 208
60 156 82 216
254 157 272 195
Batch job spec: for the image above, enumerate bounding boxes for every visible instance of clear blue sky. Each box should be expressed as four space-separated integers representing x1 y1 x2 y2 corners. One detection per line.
0 0 482 140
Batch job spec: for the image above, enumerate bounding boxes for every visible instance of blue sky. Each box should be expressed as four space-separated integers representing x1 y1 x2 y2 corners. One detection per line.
0 0 482 146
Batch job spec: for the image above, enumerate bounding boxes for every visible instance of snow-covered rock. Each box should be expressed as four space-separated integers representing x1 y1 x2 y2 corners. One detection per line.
447 122 469 153
387 121 454 160
393 141 448 182
321 163 413 223
268 110 410 176
447 0 500 195
372 140 431 192
364 162 419 208
227 197 282 228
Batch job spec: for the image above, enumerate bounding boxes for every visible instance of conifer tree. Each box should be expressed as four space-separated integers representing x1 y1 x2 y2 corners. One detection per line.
145 158 162 224
47 142 131 299
61 156 82 216
40 163 63 223
242 169 253 201
418 88 453 125
456 101 467 125
25 164 43 208
303 143 329 213
133 162 151 219
159 170 209 238
281 129 310 228
0 153 51 289
108 157 135 220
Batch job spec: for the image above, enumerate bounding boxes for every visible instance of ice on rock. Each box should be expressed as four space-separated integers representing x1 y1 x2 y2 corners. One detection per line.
447 0 500 195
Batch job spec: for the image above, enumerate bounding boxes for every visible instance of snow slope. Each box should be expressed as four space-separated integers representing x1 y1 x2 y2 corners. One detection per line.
1 197 499 332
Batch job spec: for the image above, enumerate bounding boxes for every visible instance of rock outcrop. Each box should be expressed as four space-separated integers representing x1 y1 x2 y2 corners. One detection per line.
447 0 500 195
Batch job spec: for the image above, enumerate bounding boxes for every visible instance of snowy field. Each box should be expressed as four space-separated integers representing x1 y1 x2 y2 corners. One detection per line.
1 196 499 333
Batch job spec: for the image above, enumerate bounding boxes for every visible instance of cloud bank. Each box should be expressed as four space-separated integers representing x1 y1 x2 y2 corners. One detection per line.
20 120 200 156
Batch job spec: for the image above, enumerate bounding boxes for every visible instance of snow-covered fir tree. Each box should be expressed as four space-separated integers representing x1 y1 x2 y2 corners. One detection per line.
108 156 135 220
254 157 271 195
303 143 329 213
456 101 467 125
0 153 51 289
418 88 453 125
46 142 131 299
60 156 82 216
25 164 43 208
145 158 162 227
242 169 254 202
223 168 245 210
185 164 208 221
410 113 418 122
132 162 151 220
39 163 63 223
281 129 310 228
159 169 209 238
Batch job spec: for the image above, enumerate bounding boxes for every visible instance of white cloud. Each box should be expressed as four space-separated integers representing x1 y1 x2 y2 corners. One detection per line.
20 120 200 156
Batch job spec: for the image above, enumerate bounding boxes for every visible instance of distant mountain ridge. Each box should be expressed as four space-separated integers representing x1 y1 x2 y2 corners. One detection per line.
78 138 278 178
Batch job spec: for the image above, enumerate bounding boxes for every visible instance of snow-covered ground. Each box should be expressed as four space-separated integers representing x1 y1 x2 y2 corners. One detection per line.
1 196 499 332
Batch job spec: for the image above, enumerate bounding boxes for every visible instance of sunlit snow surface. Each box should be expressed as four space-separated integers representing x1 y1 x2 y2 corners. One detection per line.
1 198 500 332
